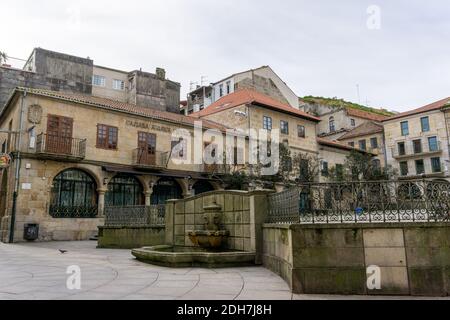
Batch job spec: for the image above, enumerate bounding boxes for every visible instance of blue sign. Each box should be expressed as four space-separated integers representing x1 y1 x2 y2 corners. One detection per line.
355 207 364 216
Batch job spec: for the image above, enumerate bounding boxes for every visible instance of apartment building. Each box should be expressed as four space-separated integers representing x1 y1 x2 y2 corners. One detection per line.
191 88 320 162
383 97 450 181
183 66 300 115
338 121 386 168
300 97 391 141
0 48 181 113
0 87 224 242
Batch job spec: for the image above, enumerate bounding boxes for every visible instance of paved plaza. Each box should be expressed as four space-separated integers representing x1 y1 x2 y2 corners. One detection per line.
0 241 447 300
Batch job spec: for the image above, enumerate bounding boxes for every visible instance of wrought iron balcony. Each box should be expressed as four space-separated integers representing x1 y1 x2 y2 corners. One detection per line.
35 133 86 160
391 141 442 159
132 148 169 168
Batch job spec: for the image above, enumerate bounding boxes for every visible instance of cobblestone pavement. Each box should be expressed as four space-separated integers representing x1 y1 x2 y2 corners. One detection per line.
0 241 447 300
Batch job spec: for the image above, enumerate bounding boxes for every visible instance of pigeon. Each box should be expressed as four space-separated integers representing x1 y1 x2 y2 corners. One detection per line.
59 249 68 254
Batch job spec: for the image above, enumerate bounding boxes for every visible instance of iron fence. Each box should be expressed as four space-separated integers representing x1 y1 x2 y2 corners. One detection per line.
267 179 450 224
105 205 165 227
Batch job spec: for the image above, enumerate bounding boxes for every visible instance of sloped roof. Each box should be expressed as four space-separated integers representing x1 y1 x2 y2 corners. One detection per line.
3 87 229 131
191 89 320 122
317 137 371 154
383 97 450 121
346 107 389 122
338 121 383 140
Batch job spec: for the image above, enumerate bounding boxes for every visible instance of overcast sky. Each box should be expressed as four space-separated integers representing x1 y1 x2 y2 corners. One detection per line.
1 0 449 112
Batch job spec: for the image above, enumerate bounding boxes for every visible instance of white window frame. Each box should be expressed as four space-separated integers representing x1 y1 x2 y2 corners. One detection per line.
93 75 106 87
113 79 125 91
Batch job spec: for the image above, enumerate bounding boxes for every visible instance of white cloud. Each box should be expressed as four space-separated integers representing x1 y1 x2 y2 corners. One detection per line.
0 0 449 111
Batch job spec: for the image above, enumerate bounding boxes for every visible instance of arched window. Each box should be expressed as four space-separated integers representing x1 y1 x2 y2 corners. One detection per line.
192 180 215 196
151 178 182 205
106 174 144 206
50 169 98 218
329 117 335 133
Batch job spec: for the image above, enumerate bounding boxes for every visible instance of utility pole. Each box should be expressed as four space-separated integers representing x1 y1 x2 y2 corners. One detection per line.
356 84 361 104
9 90 26 243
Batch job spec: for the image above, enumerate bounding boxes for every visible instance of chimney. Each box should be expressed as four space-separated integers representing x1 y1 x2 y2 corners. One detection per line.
156 67 166 80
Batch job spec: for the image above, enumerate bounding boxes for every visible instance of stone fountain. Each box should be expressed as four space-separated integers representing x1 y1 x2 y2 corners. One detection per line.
131 201 255 268
187 204 229 249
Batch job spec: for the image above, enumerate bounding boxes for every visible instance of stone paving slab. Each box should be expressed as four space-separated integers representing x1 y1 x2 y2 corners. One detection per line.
0 241 448 300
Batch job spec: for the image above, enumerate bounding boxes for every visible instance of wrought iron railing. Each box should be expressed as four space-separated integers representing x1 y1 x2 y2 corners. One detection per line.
104 205 165 227
267 180 450 224
132 148 169 168
36 133 86 158
49 206 98 218
392 141 442 158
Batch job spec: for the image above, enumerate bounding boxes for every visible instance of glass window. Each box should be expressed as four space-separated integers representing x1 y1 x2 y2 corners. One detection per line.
348 142 355 147
321 161 329 177
105 174 144 206
401 121 409 136
413 139 422 154
263 116 272 131
421 117 430 132
400 162 408 176
359 140 367 151
92 75 106 87
97 124 118 150
431 157 441 173
329 117 335 132
398 142 406 156
297 125 305 138
351 119 356 127
113 79 125 91
50 169 98 218
280 120 289 135
428 136 439 152
370 137 378 149
226 81 231 94
415 159 425 175
219 84 224 97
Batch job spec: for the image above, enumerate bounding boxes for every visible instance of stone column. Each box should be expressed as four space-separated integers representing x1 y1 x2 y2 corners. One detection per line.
145 189 153 206
97 189 107 217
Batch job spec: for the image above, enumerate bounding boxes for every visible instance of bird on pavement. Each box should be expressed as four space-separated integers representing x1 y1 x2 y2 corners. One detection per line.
59 249 68 254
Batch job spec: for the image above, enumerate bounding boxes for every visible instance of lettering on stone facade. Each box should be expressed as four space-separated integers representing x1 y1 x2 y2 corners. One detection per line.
125 120 172 133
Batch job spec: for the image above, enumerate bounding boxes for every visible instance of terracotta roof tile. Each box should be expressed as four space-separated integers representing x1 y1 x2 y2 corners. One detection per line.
191 89 320 122
346 107 389 122
338 121 383 140
11 87 228 131
317 137 370 154
383 97 450 121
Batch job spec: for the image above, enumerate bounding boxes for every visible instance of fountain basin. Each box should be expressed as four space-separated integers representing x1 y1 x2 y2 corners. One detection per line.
187 230 230 249
132 245 256 268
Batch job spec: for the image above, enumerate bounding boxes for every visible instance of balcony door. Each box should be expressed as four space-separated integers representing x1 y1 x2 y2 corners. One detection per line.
46 115 73 154
137 132 157 165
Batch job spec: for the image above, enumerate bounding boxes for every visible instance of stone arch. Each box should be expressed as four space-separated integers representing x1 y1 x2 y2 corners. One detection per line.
0 170 8 219
105 173 145 206
192 180 215 196
49 164 103 192
50 168 98 218
151 178 183 205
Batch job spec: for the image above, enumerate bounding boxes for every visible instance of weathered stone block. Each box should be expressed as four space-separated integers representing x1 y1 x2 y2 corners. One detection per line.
293 247 365 268
364 247 407 267
363 229 404 247
409 267 446 296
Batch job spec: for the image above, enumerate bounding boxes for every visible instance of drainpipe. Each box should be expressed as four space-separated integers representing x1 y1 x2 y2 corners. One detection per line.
9 90 26 243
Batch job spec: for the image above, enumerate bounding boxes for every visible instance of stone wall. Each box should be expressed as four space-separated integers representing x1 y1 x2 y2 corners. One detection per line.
165 190 272 262
97 226 165 249
263 223 450 296
0 48 93 110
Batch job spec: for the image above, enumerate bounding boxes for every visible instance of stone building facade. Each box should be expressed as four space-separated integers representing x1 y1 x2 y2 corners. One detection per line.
0 48 181 113
338 121 386 168
0 87 224 243
383 97 450 181
184 66 300 115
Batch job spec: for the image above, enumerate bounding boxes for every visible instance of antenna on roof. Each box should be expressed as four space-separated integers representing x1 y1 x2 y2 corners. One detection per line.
356 84 361 104
200 76 208 86
189 81 198 92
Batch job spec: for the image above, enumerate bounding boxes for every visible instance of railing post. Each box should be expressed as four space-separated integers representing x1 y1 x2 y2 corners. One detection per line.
97 189 107 217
